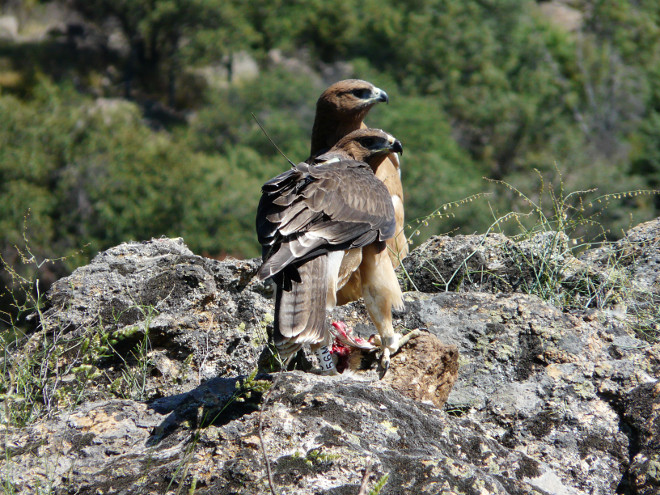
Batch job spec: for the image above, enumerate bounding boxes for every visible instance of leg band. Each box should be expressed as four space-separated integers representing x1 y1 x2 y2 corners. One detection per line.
315 345 336 373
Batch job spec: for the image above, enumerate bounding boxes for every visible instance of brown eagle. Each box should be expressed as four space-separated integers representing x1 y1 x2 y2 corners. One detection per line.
256 128 404 374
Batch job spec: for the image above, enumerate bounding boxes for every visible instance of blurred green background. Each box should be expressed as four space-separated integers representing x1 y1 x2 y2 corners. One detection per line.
1 0 659 324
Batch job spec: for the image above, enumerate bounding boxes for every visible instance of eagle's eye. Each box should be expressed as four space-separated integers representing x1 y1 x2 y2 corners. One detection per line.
351 88 371 99
361 137 375 147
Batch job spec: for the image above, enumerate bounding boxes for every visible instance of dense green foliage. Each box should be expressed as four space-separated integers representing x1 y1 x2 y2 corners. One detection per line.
1 0 659 326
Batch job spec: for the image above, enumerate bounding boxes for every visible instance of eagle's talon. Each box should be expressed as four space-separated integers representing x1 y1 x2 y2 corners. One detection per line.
377 329 422 378
378 348 391 378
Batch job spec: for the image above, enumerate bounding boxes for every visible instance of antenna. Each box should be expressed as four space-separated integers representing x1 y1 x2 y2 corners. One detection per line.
251 113 296 167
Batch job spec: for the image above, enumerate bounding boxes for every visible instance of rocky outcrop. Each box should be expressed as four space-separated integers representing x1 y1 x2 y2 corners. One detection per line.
1 219 659 494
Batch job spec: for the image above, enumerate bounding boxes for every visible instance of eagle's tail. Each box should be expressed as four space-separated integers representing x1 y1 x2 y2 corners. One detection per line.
273 255 328 363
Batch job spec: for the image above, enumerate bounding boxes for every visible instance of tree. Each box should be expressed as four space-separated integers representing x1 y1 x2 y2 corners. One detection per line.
67 0 256 105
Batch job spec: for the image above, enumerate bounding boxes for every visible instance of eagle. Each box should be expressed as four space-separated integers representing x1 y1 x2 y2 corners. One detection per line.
256 128 405 374
309 79 408 274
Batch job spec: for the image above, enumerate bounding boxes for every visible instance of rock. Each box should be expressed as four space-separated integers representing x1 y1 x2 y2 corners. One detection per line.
0 372 574 494
580 217 660 344
621 218 660 297
193 51 260 90
401 232 512 293
400 291 641 494
622 381 660 495
2 218 660 494
401 231 603 302
538 1 583 32
381 333 459 409
1 400 169 492
581 217 660 299
41 237 271 399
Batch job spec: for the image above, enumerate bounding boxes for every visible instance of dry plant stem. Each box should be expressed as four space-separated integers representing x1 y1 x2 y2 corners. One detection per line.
357 460 373 495
259 354 294 495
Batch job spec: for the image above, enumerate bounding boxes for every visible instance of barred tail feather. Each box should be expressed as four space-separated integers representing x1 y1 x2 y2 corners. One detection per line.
273 255 328 361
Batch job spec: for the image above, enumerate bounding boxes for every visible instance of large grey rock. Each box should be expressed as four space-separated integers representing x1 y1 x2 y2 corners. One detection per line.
400 231 607 305
400 291 651 494
622 382 660 495
42 238 269 395
2 217 659 494
581 217 660 299
0 372 581 494
621 218 660 297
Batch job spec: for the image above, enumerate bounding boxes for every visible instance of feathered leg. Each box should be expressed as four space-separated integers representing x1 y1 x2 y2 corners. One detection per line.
359 243 407 376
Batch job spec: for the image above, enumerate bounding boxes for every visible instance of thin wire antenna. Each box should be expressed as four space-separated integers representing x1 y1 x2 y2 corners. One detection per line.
251 112 296 167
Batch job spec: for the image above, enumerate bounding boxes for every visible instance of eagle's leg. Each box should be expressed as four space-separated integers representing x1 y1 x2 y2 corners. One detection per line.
359 244 406 376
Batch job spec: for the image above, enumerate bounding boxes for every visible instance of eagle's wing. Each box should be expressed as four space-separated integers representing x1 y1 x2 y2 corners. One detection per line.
256 159 395 281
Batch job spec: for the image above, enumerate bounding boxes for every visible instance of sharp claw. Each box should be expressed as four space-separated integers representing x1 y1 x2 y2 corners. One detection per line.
378 348 391 379
377 330 423 378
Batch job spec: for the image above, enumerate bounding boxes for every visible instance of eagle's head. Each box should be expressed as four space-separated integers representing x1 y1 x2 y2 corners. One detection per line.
316 79 388 118
333 128 403 164
311 79 390 156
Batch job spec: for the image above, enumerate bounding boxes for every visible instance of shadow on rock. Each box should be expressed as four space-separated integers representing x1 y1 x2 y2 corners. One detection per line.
146 373 273 447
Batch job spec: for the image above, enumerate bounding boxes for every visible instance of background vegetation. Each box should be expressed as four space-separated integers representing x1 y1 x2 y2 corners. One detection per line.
1 0 659 329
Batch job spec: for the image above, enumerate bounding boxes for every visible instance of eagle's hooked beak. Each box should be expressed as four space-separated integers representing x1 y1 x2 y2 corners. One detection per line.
392 139 403 155
373 87 389 104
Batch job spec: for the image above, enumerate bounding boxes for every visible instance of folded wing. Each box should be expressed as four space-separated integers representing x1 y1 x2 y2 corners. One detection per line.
256 159 395 281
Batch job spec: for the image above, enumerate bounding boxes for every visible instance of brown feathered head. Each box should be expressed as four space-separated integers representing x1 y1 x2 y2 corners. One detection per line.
311 79 389 156
316 79 388 117
331 128 403 164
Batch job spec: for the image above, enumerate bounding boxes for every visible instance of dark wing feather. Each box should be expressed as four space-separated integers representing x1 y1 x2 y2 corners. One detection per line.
255 159 394 280
307 160 395 241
